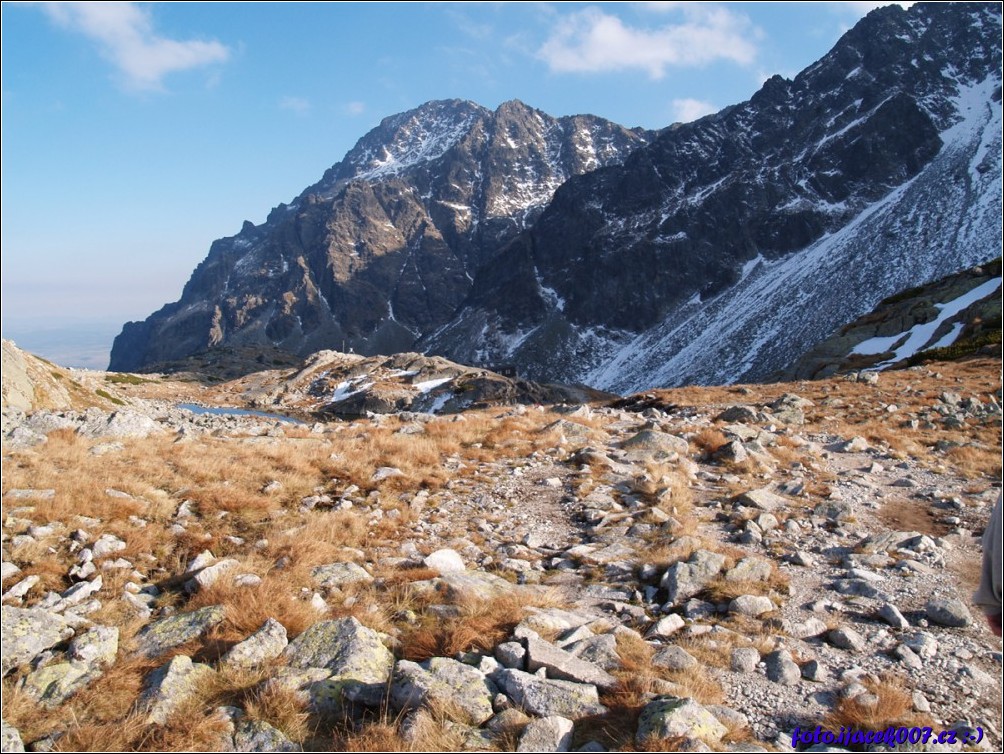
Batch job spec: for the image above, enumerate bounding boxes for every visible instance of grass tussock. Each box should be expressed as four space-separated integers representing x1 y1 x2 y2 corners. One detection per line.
691 427 728 455
824 675 934 733
575 631 726 751
333 704 470 752
399 591 563 662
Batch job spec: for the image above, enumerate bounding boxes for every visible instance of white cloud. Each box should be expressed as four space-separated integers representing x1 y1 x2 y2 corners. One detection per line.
279 96 311 115
671 98 716 123
538 5 760 79
38 2 229 92
344 101 366 116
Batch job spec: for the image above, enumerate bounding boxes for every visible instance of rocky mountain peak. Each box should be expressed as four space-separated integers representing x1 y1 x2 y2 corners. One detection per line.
109 98 649 372
111 3 1000 393
424 1 1002 392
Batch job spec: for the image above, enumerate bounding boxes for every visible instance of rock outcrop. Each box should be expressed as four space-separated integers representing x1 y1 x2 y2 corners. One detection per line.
109 101 648 372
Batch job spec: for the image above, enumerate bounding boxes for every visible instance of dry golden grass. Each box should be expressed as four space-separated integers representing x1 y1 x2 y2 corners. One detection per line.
332 704 471 753
824 675 934 733
691 427 728 455
397 590 565 663
943 443 1002 479
632 462 694 519
573 631 727 752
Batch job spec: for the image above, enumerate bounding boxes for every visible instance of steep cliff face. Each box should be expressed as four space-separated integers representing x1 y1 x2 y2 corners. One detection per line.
424 3 1002 391
113 4 1002 392
109 101 649 372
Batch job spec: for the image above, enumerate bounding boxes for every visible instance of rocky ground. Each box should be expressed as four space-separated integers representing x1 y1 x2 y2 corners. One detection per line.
1 351 1001 752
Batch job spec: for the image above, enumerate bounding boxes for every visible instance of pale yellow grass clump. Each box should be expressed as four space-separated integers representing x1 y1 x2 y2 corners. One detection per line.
824 675 934 733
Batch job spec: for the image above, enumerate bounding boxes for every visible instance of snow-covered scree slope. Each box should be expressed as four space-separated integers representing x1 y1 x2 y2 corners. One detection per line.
425 3 1002 392
587 79 1003 393
109 101 649 372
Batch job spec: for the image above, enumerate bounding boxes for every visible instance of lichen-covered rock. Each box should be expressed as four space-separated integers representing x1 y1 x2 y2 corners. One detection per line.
234 718 302 752
68 625 119 666
311 562 373 588
1 718 25 753
496 669 607 719
264 667 334 711
222 618 288 667
282 617 393 707
19 660 97 708
139 655 216 724
636 696 727 744
132 605 226 659
525 637 618 690
1 606 74 676
391 657 495 725
517 715 574 752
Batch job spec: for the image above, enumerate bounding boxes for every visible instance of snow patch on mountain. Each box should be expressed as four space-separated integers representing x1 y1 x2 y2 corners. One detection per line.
576 74 1002 393
851 276 1002 364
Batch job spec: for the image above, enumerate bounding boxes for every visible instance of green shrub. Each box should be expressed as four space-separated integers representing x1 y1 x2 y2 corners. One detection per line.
95 388 126 405
104 373 149 385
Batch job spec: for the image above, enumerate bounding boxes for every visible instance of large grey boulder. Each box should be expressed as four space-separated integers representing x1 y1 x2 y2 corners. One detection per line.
311 562 373 588
416 571 516 603
234 718 302 752
635 696 727 744
565 634 621 671
925 598 973 627
827 627 866 652
725 557 773 583
525 636 618 690
222 618 288 667
422 549 466 574
764 650 801 685
391 657 495 725
1 606 74 676
132 605 226 659
283 617 394 707
517 715 575 752
496 669 607 719
621 430 689 460
661 550 727 604
652 646 698 672
190 559 240 592
139 655 216 724
729 595 776 617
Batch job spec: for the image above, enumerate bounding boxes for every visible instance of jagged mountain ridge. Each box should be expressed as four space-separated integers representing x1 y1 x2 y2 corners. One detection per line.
424 2 1002 391
111 3 1002 392
109 100 649 371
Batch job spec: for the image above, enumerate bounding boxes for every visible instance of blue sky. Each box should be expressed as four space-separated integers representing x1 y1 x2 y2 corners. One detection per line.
1 1 899 367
